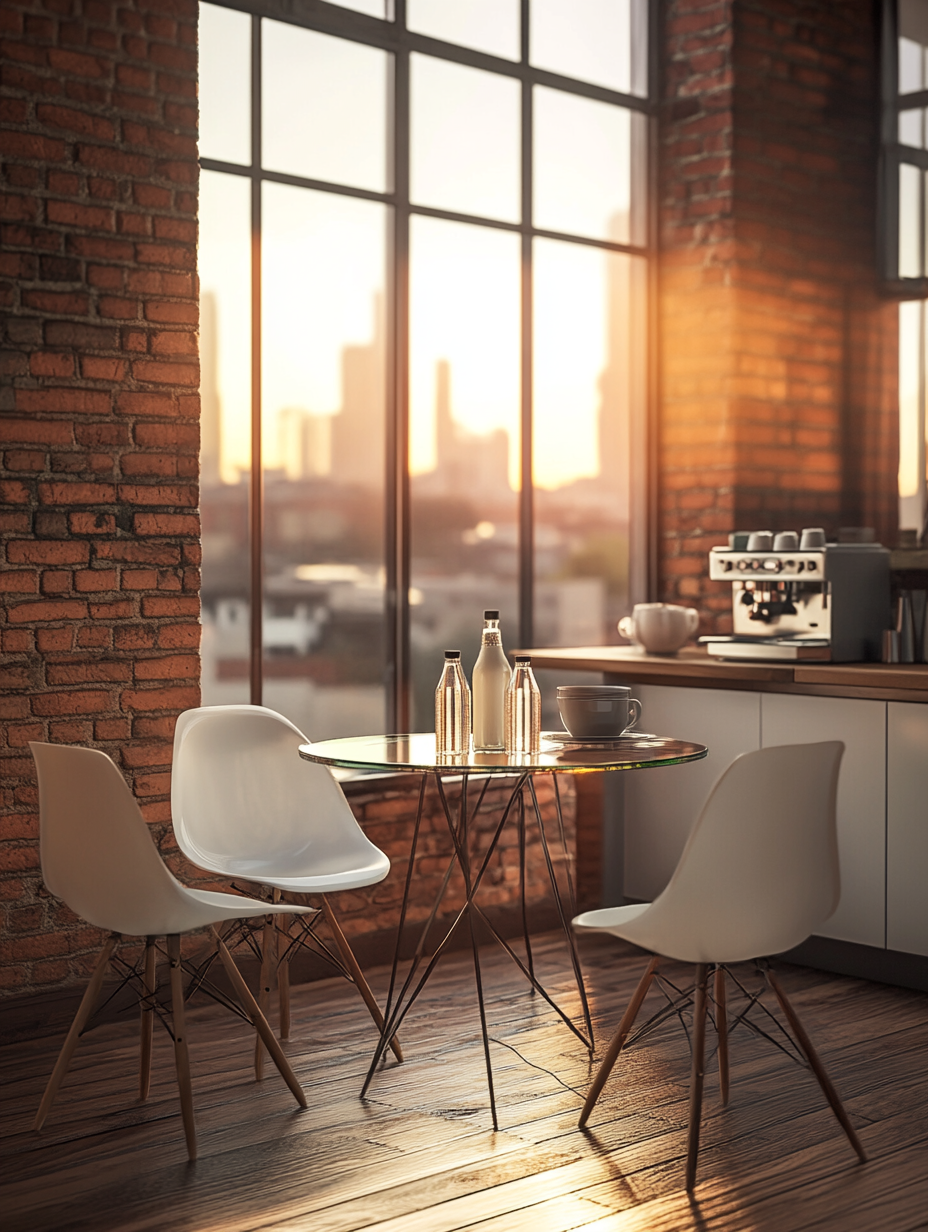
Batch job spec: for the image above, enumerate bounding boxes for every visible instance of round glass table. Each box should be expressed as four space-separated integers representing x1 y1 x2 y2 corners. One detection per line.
300 731 707 776
300 732 707 1127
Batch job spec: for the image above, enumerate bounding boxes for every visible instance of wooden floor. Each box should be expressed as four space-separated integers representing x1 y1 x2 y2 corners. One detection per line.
1 931 926 1232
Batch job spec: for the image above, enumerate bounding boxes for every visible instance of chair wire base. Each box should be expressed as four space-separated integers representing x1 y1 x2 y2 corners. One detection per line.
579 957 868 1189
33 926 307 1162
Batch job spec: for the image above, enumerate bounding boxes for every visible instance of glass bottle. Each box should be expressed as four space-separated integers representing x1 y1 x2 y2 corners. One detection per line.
506 654 541 755
435 649 471 755
472 609 511 751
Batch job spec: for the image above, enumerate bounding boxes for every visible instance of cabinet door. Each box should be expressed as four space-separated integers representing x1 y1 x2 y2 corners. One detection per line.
887 703 928 956
761 694 886 948
623 686 761 901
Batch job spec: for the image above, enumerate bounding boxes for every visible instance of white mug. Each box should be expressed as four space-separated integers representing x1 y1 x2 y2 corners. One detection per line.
618 603 699 655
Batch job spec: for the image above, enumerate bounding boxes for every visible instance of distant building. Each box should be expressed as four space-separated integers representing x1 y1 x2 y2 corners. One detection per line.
330 295 385 489
277 407 332 480
418 358 511 498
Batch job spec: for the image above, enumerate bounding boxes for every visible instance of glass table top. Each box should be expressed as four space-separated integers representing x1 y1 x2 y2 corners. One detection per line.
299 732 708 774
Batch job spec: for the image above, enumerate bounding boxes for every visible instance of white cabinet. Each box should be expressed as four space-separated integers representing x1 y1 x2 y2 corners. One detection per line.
760 694 886 949
623 686 761 900
887 703 928 956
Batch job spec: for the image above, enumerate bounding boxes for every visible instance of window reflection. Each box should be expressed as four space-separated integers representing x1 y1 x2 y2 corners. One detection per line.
409 216 521 728
410 54 521 222
262 21 390 192
533 239 642 648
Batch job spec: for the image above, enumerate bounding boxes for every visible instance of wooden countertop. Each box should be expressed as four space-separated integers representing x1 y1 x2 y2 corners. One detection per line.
522 645 928 703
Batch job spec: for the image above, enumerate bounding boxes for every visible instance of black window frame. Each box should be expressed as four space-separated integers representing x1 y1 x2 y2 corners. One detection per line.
198 0 660 729
881 0 928 293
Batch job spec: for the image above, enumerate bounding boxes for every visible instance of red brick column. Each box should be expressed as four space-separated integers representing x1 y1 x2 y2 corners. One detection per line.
0 0 200 999
660 0 899 631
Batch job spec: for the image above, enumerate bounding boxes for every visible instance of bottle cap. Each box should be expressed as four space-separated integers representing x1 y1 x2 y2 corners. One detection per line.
514 654 531 663
484 609 499 620
444 649 461 659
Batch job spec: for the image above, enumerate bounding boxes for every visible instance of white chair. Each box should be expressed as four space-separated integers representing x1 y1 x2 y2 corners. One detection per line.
29 741 311 1161
171 705 401 1072
573 741 868 1190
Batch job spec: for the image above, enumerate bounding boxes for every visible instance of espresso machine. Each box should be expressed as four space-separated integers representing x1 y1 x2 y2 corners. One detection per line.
701 530 891 661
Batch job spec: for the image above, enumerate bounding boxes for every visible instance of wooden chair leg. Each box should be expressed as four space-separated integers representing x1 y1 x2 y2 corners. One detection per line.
578 956 659 1129
685 963 709 1192
35 933 119 1133
766 968 867 1164
139 937 157 1101
277 913 291 1042
320 896 404 1063
254 913 275 1080
211 927 307 1110
715 965 729 1106
167 935 197 1162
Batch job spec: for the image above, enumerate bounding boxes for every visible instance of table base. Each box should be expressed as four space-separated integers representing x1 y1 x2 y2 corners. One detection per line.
360 768 594 1129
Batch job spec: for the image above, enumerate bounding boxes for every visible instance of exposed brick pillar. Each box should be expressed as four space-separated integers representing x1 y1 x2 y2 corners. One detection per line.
0 0 199 999
660 0 899 631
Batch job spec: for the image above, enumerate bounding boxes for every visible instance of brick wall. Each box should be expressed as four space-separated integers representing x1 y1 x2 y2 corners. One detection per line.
0 0 200 998
660 0 899 629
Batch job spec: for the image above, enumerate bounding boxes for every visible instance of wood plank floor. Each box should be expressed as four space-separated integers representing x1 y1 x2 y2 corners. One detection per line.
1 932 926 1232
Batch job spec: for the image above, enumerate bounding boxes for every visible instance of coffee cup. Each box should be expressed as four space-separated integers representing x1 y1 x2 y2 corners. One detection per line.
557 685 641 739
617 603 699 655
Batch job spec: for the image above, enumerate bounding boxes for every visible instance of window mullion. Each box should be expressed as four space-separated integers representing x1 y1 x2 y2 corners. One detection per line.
518 0 533 650
389 3 411 731
249 12 263 705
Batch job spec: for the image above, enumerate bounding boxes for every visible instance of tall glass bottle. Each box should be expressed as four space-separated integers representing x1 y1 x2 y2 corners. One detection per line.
472 610 511 751
435 649 471 755
506 654 541 754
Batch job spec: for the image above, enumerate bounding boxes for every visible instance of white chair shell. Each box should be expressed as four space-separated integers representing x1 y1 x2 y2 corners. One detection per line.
171 705 389 893
574 741 844 963
32 741 305 938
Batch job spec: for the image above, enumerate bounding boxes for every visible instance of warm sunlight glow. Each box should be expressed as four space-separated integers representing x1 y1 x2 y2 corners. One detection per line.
899 300 922 499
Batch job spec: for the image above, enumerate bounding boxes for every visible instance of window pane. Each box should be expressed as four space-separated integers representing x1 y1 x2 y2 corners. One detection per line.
409 216 521 729
899 107 923 148
198 170 253 707
898 301 923 506
899 0 928 93
262 20 390 193
329 0 387 15
534 87 639 244
410 54 521 222
407 0 519 61
198 3 251 165
531 0 645 97
261 182 388 738
533 238 642 649
900 162 922 278
899 36 924 94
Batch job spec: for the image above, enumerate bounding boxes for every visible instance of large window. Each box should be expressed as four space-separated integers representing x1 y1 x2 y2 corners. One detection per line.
198 0 653 736
883 1 928 532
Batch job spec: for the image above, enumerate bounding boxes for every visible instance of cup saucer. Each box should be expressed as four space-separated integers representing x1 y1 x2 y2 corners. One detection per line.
542 730 657 744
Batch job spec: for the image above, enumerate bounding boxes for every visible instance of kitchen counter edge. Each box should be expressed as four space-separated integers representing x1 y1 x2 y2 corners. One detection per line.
520 646 928 704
